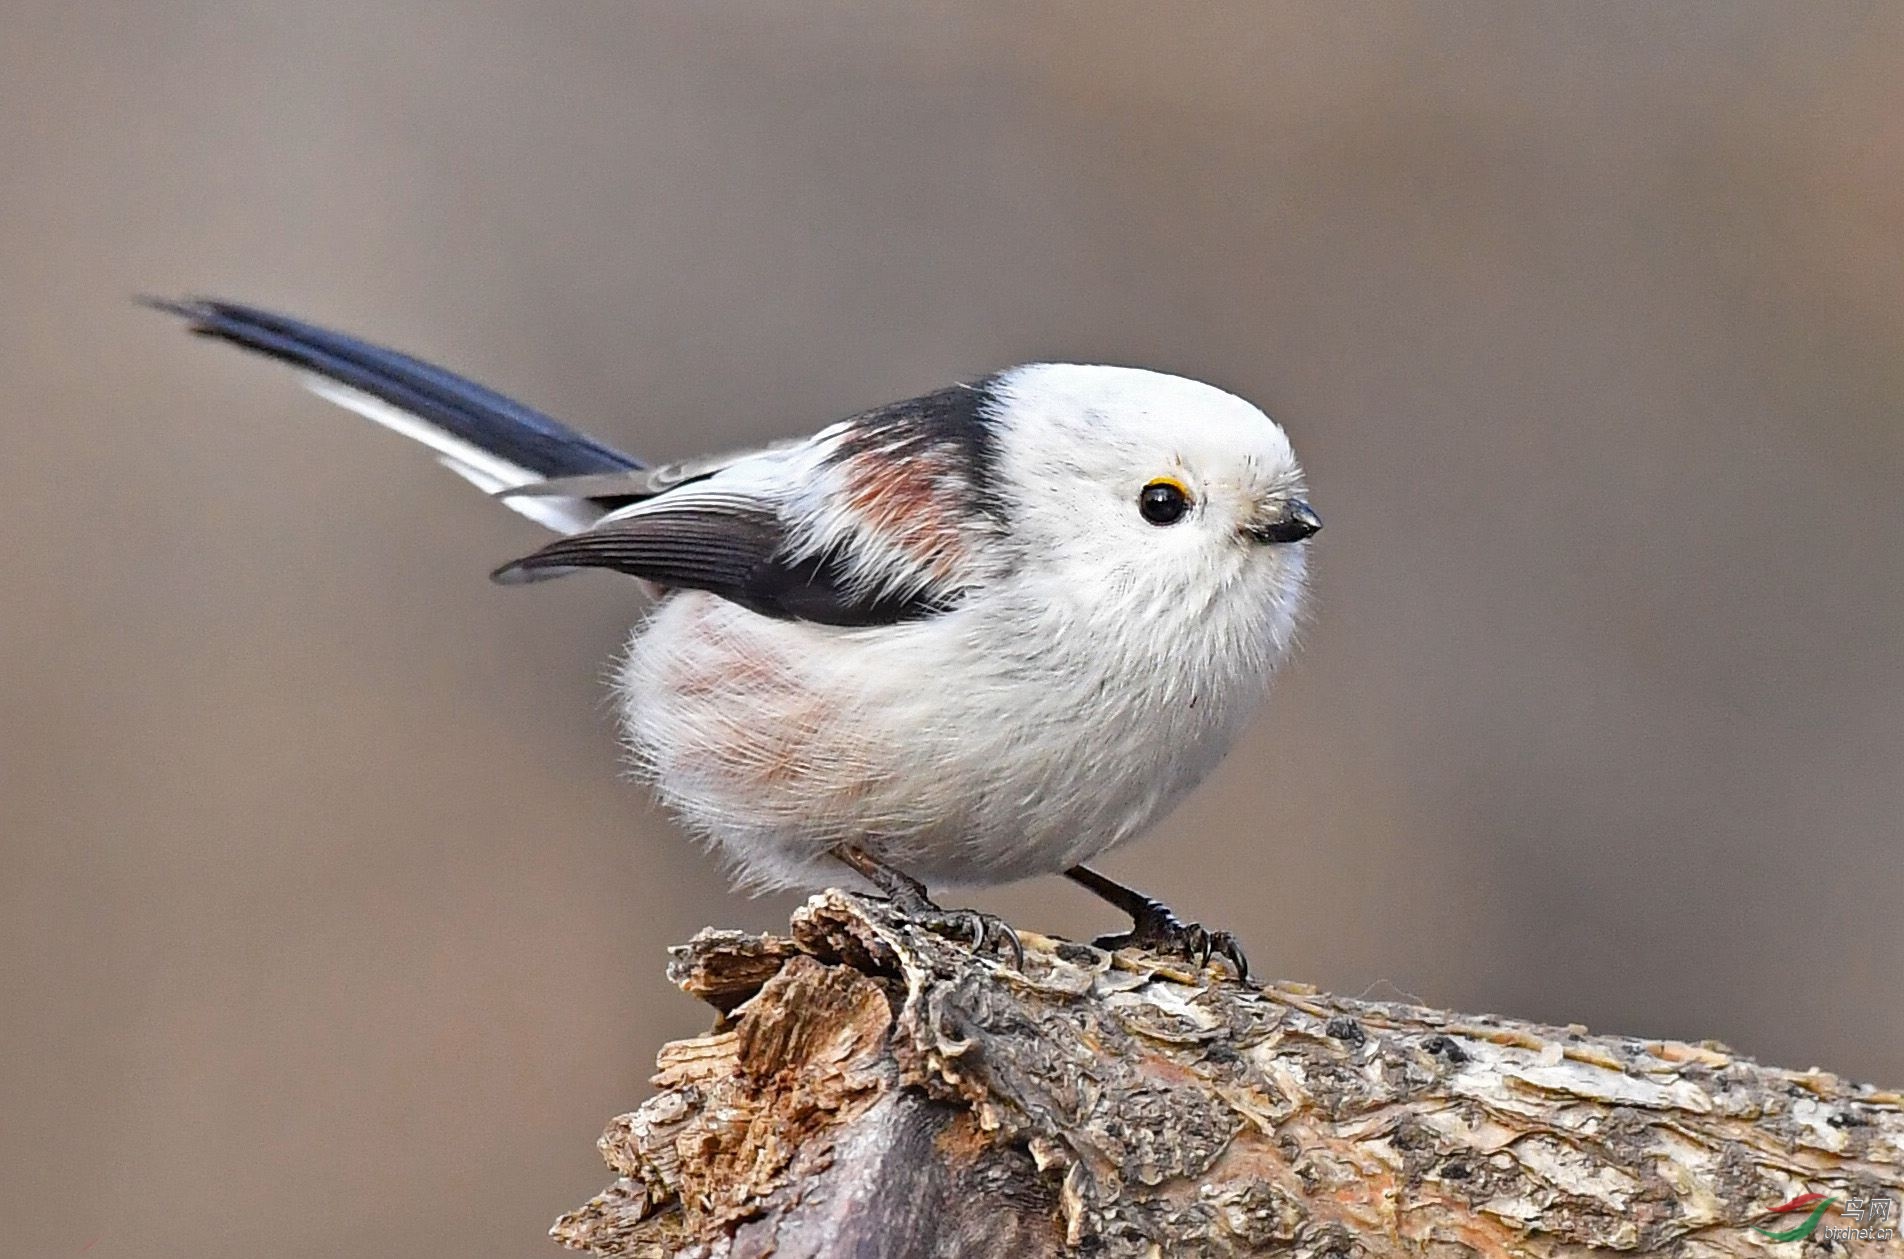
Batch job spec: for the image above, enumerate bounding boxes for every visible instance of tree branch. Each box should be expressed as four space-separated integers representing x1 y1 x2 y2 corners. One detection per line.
553 891 1903 1257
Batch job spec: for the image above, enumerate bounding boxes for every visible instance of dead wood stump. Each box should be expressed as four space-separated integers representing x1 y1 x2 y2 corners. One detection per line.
553 891 1903 1258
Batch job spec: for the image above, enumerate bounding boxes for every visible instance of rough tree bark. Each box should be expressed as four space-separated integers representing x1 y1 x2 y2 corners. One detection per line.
553 891 1903 1258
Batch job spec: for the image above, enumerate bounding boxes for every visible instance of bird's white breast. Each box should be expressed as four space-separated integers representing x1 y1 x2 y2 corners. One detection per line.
616 537 1302 891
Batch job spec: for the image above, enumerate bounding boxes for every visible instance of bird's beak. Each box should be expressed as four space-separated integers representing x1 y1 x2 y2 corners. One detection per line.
1247 499 1322 545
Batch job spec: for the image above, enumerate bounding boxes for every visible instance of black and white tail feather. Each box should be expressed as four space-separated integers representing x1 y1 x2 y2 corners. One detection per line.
147 298 968 622
144 298 649 538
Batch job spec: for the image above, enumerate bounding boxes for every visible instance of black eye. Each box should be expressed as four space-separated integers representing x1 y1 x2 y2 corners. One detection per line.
1139 479 1190 525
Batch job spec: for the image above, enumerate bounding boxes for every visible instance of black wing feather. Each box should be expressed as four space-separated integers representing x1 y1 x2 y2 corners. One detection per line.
494 506 955 627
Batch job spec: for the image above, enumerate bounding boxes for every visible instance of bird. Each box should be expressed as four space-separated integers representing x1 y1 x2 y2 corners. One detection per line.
148 298 1319 977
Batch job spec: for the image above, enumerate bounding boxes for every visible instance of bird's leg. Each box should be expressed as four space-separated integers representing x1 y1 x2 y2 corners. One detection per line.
1064 864 1249 980
831 844 1024 968
832 842 935 912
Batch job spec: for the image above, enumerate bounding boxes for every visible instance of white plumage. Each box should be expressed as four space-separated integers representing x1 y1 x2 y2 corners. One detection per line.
619 364 1311 890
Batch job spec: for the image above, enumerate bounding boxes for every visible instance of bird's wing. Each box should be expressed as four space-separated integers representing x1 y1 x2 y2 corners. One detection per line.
495 380 1004 626
492 474 960 626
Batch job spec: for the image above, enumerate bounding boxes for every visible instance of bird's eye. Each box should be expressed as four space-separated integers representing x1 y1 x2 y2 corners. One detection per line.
1138 478 1191 526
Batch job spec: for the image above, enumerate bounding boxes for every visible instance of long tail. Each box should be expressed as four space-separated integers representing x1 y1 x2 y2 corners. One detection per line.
146 297 644 534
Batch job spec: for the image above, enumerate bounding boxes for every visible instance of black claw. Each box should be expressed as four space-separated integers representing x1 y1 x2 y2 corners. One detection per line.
1211 931 1249 982
990 917 1028 970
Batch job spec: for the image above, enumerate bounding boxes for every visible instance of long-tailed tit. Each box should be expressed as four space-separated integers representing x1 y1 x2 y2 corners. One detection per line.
150 300 1319 976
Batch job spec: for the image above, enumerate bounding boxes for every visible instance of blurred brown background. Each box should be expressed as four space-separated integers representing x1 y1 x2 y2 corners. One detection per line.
4 3 1900 1255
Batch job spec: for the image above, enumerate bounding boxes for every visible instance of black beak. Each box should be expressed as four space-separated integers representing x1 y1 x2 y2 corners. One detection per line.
1248 500 1322 545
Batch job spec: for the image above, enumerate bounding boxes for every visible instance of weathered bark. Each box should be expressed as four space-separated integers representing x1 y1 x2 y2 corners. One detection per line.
554 891 1903 1258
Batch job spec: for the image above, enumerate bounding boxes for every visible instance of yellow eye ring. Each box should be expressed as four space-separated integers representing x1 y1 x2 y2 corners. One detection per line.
1138 477 1192 525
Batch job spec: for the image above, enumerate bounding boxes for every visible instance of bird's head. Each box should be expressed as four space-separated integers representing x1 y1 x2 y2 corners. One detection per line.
985 364 1317 628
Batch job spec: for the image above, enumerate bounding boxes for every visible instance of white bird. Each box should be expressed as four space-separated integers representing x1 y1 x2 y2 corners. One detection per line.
151 299 1319 976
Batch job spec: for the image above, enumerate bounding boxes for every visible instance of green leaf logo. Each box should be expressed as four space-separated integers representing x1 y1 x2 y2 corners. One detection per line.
1751 1193 1838 1242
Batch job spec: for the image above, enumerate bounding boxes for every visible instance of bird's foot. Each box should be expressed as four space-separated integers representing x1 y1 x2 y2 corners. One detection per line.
1064 864 1250 980
913 904 1028 970
1093 901 1248 981
832 844 1024 968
